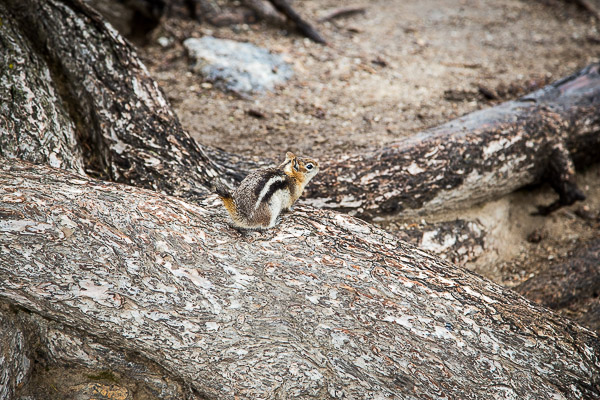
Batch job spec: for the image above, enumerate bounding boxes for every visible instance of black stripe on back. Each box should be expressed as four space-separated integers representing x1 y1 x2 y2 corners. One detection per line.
263 178 288 204
253 170 280 198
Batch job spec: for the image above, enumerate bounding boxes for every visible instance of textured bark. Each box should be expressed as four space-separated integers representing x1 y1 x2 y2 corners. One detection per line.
1 157 599 399
0 301 196 399
394 219 486 266
0 2 85 174
4 0 240 199
305 64 600 218
516 238 600 333
18 311 196 400
0 305 32 400
2 2 600 396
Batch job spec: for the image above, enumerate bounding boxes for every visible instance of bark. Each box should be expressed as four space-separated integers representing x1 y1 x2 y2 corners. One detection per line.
1 157 599 399
394 219 486 266
0 300 195 399
18 310 196 399
516 238 600 332
0 2 85 174
0 305 32 400
305 64 600 218
3 0 241 199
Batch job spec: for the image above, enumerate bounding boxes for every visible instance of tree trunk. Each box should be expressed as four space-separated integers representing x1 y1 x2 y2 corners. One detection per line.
1 156 599 399
3 0 241 199
0 1 85 174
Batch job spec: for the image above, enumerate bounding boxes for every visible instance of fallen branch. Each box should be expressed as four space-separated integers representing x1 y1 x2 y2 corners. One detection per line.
305 64 600 218
571 0 600 20
241 0 286 25
1 156 599 398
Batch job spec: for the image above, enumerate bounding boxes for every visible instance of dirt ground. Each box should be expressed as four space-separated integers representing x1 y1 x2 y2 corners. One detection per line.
145 0 600 160
138 1 600 319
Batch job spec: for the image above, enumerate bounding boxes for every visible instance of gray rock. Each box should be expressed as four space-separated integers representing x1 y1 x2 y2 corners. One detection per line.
183 37 293 94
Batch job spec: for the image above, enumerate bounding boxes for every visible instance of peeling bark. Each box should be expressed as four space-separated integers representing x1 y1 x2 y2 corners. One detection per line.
516 238 600 333
394 219 486 266
305 64 600 218
1 157 599 399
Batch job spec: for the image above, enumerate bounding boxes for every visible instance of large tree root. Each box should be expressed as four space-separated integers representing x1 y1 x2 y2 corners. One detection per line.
1 156 599 398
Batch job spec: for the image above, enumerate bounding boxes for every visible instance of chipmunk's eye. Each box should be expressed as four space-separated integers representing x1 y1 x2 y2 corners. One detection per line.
306 163 314 170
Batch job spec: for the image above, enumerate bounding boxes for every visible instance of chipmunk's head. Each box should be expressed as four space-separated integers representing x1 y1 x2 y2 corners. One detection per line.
281 152 319 186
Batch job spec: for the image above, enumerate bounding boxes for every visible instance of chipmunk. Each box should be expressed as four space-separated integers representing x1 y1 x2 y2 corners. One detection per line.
216 152 319 229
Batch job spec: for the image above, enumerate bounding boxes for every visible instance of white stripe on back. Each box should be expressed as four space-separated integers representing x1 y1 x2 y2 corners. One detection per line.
254 175 285 211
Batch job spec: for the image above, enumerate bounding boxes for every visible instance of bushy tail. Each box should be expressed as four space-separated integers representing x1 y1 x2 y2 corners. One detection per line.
214 180 233 199
213 180 239 221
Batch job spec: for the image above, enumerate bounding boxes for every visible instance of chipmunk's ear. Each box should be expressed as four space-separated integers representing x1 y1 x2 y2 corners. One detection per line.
285 152 299 171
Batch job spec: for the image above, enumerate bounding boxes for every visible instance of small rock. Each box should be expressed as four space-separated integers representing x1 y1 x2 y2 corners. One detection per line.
183 37 293 94
526 228 545 243
70 383 131 400
247 108 267 119
157 36 172 48
574 205 594 220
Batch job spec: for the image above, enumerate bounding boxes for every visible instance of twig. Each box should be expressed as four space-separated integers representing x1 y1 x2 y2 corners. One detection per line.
318 5 366 22
267 0 326 44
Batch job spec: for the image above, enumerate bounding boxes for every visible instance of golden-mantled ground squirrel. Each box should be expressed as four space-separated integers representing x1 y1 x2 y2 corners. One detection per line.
216 152 319 229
